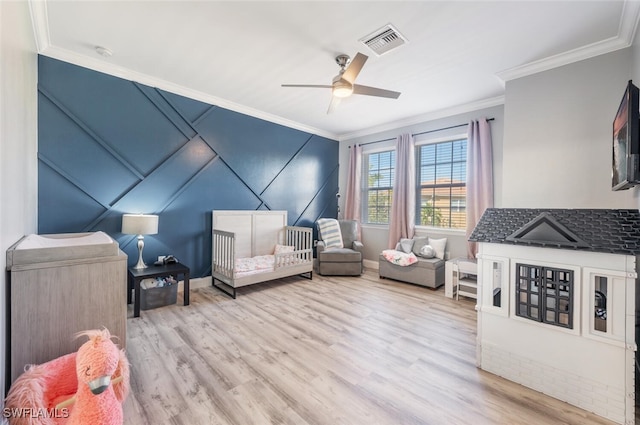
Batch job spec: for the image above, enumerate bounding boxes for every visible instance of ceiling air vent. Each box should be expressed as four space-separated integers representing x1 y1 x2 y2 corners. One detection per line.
359 24 407 56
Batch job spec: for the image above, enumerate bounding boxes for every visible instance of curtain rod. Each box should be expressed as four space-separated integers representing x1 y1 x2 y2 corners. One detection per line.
351 117 495 148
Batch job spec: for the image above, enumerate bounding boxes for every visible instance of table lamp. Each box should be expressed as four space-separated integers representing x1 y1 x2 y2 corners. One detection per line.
122 214 159 269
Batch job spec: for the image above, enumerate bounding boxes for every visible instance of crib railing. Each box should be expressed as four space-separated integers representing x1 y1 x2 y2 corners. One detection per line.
275 226 313 269
212 229 235 280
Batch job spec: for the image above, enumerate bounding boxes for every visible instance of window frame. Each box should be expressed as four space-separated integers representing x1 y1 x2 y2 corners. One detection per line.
362 143 396 225
414 133 468 232
359 132 469 231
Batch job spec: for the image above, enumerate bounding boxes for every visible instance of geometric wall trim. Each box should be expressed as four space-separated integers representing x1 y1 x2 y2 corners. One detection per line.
38 56 338 277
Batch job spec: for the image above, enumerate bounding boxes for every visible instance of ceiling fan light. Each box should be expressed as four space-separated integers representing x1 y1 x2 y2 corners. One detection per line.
333 87 353 98
333 85 353 98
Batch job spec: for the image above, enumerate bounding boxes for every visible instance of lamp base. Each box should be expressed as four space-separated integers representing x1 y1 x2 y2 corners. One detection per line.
133 261 147 269
133 235 147 269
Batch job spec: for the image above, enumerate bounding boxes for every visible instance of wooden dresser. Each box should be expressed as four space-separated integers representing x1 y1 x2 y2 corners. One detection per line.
5 232 127 389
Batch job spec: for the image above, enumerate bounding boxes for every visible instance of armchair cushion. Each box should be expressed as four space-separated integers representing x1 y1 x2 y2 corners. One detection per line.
319 248 362 263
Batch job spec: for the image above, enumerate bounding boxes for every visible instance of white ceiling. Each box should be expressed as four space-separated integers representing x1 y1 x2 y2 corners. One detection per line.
30 1 640 140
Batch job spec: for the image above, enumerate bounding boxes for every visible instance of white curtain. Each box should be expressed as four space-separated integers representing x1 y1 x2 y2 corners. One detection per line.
344 144 362 239
466 118 494 259
388 133 415 248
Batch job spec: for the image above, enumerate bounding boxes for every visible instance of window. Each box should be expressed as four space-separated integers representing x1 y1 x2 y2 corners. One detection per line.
593 276 608 333
516 263 573 329
417 139 467 229
364 150 395 224
492 261 503 308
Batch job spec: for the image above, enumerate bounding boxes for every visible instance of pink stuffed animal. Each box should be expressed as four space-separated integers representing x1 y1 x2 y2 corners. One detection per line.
5 329 129 425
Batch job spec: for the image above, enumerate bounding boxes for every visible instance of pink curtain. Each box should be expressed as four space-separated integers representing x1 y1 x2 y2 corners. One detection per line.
344 144 362 239
387 133 415 248
466 118 494 259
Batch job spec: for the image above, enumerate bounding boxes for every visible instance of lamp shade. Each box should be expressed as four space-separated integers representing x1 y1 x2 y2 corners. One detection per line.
121 214 158 235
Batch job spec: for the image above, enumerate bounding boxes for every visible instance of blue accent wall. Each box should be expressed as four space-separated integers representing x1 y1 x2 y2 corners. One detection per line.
38 56 338 277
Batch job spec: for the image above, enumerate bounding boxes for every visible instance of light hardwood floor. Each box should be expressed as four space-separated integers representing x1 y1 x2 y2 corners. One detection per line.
123 270 616 425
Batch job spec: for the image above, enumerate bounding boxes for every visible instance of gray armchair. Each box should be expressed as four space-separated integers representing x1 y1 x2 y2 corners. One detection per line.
316 219 363 276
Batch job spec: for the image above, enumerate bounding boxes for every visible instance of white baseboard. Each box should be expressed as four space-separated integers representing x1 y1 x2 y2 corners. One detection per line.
364 259 378 270
178 276 211 291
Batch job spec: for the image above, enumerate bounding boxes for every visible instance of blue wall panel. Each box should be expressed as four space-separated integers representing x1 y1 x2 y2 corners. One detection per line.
261 135 339 226
194 107 312 195
39 95 140 205
39 60 190 176
38 56 339 277
38 163 107 234
159 90 212 125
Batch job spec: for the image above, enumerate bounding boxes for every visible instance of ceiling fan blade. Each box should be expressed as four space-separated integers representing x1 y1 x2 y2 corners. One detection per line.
341 53 368 84
281 84 333 89
327 96 341 114
353 84 401 99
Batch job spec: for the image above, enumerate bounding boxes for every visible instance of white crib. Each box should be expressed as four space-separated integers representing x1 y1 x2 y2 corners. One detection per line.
211 210 313 298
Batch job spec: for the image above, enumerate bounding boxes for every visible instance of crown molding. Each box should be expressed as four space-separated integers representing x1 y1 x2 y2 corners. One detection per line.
28 0 50 52
38 46 338 140
497 0 640 82
619 0 640 45
496 36 629 82
337 96 505 141
28 0 337 140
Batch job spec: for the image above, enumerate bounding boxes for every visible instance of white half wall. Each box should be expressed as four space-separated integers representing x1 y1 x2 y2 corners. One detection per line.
502 47 639 208
0 1 38 400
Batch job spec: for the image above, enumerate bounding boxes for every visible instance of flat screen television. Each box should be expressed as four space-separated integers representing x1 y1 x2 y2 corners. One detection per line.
612 80 640 191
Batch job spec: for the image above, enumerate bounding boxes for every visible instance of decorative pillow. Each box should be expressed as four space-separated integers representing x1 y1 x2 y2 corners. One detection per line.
419 245 436 259
428 237 447 260
317 218 343 249
399 238 414 253
274 244 295 255
411 236 429 256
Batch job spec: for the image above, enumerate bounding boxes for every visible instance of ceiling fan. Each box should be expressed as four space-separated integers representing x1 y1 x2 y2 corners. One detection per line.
281 52 401 113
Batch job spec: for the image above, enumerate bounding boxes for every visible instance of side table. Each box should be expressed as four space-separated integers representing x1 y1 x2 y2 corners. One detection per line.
445 257 478 300
127 262 190 318
455 258 478 300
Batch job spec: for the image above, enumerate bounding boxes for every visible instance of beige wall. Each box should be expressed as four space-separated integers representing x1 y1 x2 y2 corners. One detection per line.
502 48 638 208
0 1 38 399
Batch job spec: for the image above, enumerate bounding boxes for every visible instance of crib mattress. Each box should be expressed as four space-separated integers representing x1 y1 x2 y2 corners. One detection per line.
234 255 306 278
235 255 275 277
